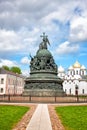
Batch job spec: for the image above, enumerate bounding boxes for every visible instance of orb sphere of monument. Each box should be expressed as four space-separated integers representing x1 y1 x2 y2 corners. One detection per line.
37 49 52 59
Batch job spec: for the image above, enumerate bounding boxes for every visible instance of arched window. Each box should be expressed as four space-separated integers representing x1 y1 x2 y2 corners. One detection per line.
1 78 4 84
73 70 75 75
82 89 84 94
0 88 3 93
76 70 78 75
82 71 84 75
69 88 71 94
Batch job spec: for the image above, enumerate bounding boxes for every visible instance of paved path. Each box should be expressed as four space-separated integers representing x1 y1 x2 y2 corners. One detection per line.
26 104 52 130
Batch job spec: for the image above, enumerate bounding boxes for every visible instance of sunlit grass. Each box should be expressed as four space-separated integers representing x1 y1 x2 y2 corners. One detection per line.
0 105 29 130
55 105 87 130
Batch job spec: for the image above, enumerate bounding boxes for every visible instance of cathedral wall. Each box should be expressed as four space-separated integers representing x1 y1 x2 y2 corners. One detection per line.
63 80 87 95
79 81 87 95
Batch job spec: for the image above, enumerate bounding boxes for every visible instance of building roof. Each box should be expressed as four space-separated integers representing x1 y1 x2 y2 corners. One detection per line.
68 61 86 70
81 65 86 70
0 68 25 78
58 65 65 72
73 61 81 68
68 65 73 70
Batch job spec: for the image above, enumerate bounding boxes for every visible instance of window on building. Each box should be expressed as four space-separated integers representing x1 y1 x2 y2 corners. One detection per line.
82 89 84 94
65 89 67 93
73 70 75 75
0 88 3 93
82 71 84 75
69 88 71 94
76 70 78 75
1 78 4 84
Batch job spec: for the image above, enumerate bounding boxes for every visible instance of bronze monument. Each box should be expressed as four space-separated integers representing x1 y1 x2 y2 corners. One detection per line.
23 33 64 96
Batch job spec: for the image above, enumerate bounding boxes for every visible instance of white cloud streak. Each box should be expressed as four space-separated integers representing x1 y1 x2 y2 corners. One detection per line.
20 56 30 64
56 41 79 55
0 59 18 67
70 16 87 42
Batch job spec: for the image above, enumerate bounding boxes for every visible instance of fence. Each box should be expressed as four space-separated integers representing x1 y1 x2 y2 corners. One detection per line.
0 95 87 103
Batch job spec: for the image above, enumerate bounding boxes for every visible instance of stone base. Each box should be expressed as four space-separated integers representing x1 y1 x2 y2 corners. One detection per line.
23 78 65 96
23 89 65 96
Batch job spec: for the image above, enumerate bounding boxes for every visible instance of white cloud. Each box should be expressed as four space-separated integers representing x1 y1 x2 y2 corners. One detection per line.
0 0 87 46
22 69 29 77
56 41 79 55
0 0 87 71
20 56 30 64
0 59 18 67
70 16 87 42
0 29 21 51
0 0 84 30
0 28 39 55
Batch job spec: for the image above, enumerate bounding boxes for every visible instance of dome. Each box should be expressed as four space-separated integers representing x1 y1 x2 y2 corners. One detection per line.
81 65 86 70
37 49 52 58
58 66 65 72
68 65 73 70
73 61 81 68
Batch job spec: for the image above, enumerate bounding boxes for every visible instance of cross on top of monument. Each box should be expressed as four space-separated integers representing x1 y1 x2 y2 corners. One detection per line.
40 32 48 41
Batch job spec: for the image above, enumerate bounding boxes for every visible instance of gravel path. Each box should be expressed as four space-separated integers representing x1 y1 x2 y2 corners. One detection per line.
48 105 65 130
12 104 65 130
12 105 36 130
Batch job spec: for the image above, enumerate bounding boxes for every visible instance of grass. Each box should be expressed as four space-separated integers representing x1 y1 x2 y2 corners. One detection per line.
0 105 30 130
55 105 87 130
79 95 87 98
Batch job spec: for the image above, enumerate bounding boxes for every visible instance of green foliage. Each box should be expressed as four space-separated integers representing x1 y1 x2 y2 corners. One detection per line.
10 66 22 74
2 65 22 74
0 105 29 130
2 65 10 71
55 106 87 130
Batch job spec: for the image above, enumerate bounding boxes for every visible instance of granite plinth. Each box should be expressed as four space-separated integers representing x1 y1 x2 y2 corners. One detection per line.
23 89 64 96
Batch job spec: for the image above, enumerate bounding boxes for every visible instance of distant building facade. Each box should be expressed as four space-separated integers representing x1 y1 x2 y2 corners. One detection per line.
58 61 87 95
0 68 25 95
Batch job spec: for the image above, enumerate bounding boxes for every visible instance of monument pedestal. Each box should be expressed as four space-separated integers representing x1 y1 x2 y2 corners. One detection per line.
23 89 64 96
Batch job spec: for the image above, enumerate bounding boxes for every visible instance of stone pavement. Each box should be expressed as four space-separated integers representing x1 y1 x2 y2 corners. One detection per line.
26 104 52 130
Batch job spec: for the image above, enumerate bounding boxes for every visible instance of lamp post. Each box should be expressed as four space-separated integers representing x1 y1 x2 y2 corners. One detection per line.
75 84 79 102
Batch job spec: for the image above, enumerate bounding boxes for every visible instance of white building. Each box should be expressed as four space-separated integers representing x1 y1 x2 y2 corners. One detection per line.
58 65 65 79
0 68 25 95
58 61 87 95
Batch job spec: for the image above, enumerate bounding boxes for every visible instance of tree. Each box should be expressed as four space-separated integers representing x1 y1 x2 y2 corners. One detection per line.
10 66 22 74
2 65 10 71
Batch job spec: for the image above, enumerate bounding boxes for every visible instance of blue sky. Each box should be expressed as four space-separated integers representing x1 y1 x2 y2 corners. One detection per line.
0 0 87 75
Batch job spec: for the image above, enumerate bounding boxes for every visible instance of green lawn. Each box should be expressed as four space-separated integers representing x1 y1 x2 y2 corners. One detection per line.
55 105 87 130
0 105 30 130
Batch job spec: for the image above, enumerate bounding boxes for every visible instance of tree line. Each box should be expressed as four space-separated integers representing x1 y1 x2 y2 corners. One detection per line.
2 65 22 74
